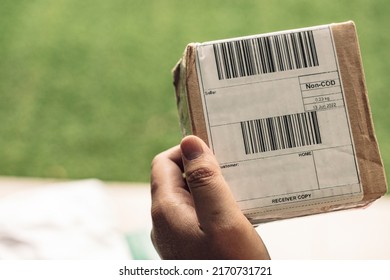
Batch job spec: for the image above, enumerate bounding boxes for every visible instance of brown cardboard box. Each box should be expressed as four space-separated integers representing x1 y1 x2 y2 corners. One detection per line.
173 21 387 223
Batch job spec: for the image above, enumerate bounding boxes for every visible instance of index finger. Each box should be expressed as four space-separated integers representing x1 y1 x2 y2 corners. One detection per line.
150 145 187 203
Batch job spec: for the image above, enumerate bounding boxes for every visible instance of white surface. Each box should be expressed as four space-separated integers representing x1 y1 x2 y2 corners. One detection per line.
0 179 132 259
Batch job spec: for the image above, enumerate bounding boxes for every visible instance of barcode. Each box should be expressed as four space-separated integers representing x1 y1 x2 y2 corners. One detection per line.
240 111 321 154
213 30 319 80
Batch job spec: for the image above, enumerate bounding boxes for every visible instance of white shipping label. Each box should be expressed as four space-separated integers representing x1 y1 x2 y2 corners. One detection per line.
195 25 362 216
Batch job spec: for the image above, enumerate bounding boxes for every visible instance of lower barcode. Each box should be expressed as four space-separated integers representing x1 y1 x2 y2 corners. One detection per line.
240 111 321 154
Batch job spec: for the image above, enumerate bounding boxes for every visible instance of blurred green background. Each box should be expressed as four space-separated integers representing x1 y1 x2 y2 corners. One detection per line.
0 0 389 183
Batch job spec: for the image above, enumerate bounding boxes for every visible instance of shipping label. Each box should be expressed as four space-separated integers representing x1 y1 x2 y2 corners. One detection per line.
195 25 362 218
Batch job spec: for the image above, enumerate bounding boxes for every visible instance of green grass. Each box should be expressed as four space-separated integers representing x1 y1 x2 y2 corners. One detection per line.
0 0 389 184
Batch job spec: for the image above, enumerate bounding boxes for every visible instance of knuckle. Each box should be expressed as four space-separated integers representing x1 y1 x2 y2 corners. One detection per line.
150 153 163 169
151 204 171 232
150 202 167 224
150 199 180 228
150 179 159 197
185 166 217 188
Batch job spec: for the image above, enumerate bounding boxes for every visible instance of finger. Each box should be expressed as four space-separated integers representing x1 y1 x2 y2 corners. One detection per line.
180 135 243 232
150 145 187 202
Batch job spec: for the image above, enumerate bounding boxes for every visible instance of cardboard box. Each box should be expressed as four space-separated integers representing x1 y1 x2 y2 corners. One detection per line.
173 21 387 223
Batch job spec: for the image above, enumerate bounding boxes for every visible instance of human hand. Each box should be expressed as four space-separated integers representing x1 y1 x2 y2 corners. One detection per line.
150 135 270 259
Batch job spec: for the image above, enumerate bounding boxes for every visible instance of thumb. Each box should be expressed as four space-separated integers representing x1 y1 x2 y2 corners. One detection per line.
180 135 243 231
